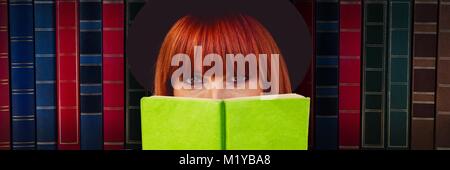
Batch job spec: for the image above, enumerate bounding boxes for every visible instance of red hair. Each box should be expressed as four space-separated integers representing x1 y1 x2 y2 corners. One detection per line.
154 13 291 95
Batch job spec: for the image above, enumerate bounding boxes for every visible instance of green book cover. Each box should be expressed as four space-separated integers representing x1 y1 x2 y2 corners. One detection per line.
362 0 388 149
140 94 310 150
386 0 411 149
126 0 148 149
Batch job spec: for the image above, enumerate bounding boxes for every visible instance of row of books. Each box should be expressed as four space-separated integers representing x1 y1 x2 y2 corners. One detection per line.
293 0 450 150
0 0 148 150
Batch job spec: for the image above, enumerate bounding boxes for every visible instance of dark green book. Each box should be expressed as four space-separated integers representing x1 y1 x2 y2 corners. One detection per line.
386 0 411 149
125 0 148 150
362 0 387 149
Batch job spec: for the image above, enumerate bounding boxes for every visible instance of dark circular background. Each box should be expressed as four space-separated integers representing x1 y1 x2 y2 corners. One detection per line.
126 0 312 93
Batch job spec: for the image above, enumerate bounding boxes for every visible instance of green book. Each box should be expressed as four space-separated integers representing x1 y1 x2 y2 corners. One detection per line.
362 0 388 149
386 0 411 149
126 0 148 150
140 94 310 150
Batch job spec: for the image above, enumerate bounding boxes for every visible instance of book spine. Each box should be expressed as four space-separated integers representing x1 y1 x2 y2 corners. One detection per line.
125 0 147 150
315 0 339 150
79 0 103 150
34 0 57 150
435 0 450 150
411 0 438 150
0 0 10 150
103 0 125 150
362 0 388 149
56 0 80 150
339 0 361 150
386 0 411 149
9 0 36 150
293 0 315 150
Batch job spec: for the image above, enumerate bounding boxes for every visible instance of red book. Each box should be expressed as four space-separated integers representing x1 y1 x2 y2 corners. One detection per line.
103 0 125 150
0 0 10 150
338 0 361 149
294 0 315 150
56 0 80 150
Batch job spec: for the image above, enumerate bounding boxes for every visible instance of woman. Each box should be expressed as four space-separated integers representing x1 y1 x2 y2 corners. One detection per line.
142 13 310 150
154 13 292 99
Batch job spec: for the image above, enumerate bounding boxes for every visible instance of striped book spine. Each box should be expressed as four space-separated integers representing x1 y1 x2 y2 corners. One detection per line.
56 0 80 150
126 0 147 150
386 0 411 149
436 0 450 150
339 0 361 150
315 0 339 150
103 0 125 150
9 0 36 150
34 0 57 150
362 0 387 149
411 0 438 150
0 0 10 150
293 0 315 150
80 0 103 150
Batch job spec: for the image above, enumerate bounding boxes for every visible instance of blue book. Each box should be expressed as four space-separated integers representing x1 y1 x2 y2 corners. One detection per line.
9 0 36 150
80 0 103 150
34 0 56 150
315 0 339 150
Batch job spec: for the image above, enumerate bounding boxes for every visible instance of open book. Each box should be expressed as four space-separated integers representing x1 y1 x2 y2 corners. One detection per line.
140 93 310 150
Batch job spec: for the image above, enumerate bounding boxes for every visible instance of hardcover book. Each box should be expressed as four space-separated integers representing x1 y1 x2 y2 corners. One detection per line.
141 94 310 150
315 0 339 150
0 0 9 150
103 0 125 150
125 0 148 150
79 0 103 150
56 0 80 150
34 0 57 150
362 0 388 149
386 0 412 149
9 0 36 150
339 0 361 150
411 0 438 150
436 0 450 150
